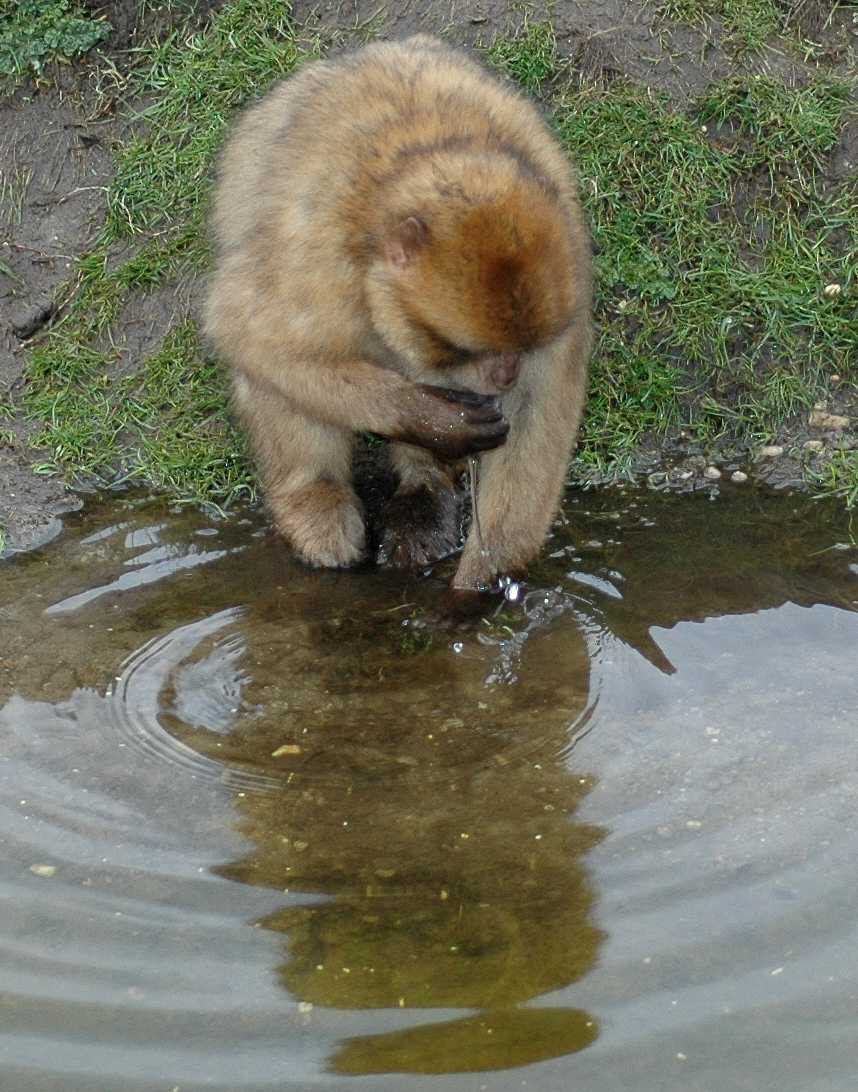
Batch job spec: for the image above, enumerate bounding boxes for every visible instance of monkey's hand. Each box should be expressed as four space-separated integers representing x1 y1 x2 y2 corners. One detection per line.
397 385 509 460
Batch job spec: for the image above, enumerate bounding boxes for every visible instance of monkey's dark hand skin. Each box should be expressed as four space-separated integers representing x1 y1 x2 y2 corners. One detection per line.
395 385 510 461
376 480 461 569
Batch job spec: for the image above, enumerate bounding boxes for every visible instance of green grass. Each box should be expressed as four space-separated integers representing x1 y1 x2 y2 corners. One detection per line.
0 0 110 82
107 0 309 239
655 0 780 52
24 320 253 505
813 450 858 508
21 0 311 501
485 20 557 95
555 76 856 473
18 6 858 508
125 321 252 503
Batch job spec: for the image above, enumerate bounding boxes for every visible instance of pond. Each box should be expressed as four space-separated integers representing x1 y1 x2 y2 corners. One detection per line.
1 485 856 1091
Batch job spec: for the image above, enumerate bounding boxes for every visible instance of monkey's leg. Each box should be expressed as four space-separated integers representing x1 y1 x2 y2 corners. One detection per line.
452 330 591 589
376 445 461 569
234 376 366 569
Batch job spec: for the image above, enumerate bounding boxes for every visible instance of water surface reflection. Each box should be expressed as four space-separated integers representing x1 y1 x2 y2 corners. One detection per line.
199 610 604 1074
0 486 856 1090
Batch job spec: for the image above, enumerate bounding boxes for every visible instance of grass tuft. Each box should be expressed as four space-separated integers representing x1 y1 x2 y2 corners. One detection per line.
106 0 308 239
812 450 858 509
486 20 557 95
655 0 780 52
126 321 253 506
697 76 852 183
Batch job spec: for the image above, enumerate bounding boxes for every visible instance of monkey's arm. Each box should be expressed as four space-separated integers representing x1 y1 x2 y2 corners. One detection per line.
205 270 508 457
452 326 591 589
234 352 509 461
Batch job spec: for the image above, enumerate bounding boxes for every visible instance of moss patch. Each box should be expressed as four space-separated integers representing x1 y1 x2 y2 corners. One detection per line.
0 0 110 83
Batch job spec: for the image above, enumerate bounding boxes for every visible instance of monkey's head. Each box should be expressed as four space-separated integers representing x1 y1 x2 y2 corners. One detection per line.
367 166 584 393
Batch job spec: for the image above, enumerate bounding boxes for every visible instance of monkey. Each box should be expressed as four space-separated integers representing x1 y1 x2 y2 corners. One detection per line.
204 34 592 591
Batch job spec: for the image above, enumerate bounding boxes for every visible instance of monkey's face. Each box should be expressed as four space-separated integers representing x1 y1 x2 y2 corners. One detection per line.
401 311 522 394
420 337 523 397
371 180 581 388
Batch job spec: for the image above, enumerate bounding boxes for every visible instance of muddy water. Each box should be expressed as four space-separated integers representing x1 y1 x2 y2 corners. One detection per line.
1 488 856 1092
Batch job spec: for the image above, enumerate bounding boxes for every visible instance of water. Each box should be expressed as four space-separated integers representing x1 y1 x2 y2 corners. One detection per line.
1 487 856 1091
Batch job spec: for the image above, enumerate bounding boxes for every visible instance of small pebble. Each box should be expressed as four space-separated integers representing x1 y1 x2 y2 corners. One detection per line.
759 445 783 458
804 440 824 454
823 283 842 298
703 466 722 480
809 410 849 430
731 470 748 484
271 744 302 757
10 298 56 340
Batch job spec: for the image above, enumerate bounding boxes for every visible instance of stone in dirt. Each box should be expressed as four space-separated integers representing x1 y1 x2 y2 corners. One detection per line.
809 410 850 431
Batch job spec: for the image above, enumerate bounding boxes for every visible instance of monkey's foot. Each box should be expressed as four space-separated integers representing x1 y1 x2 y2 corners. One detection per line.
271 480 366 569
376 483 461 569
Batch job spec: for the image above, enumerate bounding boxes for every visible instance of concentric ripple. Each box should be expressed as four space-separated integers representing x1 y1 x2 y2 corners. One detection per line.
106 607 285 793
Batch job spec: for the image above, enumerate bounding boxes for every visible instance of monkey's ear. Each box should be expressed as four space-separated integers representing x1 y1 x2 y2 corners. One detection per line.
384 216 429 268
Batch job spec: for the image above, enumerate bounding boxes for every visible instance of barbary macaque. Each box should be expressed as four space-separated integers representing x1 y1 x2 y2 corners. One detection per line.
204 34 592 590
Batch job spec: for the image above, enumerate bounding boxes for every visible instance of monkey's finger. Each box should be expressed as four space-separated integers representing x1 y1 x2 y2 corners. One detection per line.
467 418 510 449
419 384 497 407
463 402 506 425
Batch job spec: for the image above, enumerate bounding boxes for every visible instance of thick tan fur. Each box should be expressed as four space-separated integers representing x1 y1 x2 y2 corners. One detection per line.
204 34 592 588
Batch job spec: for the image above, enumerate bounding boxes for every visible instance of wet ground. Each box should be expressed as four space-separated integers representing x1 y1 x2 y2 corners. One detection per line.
1 485 857 1090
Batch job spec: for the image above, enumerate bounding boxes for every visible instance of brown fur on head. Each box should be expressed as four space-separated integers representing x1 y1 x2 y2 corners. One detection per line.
367 152 579 370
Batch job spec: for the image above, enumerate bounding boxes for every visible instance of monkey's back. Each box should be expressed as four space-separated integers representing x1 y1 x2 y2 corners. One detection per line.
211 36 580 268
206 36 588 367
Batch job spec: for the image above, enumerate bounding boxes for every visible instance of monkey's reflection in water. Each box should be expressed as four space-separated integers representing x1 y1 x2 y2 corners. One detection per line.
196 607 604 1075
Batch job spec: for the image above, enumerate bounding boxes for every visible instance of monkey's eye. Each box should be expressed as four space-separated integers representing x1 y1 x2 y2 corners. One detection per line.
433 336 478 366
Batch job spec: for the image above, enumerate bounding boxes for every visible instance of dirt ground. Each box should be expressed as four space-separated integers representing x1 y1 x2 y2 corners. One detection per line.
0 0 210 550
1 0 856 551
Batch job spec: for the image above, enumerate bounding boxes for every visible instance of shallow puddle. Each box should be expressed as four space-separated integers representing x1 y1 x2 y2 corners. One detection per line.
1 486 857 1091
